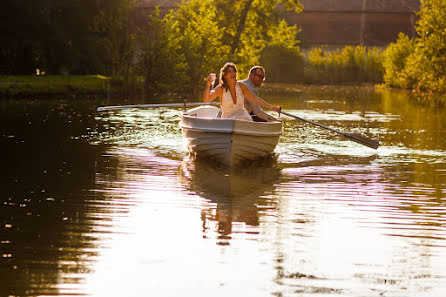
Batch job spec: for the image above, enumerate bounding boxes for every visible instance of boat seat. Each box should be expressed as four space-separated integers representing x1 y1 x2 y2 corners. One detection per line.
185 105 220 118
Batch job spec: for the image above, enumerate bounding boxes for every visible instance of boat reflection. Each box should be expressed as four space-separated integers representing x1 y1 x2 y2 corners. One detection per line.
179 156 282 243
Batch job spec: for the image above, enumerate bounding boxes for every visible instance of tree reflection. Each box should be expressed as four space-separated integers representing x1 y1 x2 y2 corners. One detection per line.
0 101 110 297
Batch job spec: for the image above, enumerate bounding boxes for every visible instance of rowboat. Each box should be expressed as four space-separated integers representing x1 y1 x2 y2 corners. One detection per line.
180 105 283 167
97 102 378 161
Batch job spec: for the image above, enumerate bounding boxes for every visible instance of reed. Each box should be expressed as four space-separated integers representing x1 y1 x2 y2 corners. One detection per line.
303 46 384 85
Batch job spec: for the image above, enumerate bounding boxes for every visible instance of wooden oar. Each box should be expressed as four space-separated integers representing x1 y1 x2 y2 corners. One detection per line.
280 110 379 149
97 102 219 112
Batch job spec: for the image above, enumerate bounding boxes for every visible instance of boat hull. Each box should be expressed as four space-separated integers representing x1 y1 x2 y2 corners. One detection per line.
180 106 282 167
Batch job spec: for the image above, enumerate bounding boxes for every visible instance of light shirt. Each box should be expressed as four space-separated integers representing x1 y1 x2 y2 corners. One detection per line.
240 77 278 122
241 78 259 97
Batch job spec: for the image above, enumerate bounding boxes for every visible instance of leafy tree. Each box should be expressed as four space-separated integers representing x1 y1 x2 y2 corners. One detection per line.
0 0 134 75
92 0 135 77
0 0 35 73
0 0 96 74
406 0 446 94
137 8 187 94
383 0 446 97
260 20 304 83
212 0 302 74
138 0 303 96
382 33 415 88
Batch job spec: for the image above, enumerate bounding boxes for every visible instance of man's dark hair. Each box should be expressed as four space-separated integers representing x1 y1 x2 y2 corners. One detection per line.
249 66 265 75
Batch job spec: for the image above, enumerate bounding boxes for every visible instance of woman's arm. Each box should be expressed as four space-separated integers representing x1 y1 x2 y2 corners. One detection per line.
240 83 281 113
203 74 221 103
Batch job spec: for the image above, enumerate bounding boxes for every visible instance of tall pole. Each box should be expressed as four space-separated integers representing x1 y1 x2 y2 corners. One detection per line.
360 0 367 46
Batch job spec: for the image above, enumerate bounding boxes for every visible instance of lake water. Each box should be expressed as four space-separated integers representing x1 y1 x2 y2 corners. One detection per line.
1 85 446 297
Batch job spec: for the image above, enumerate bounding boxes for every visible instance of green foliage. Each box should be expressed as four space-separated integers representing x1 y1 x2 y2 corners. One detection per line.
260 45 304 83
382 0 446 97
137 2 226 95
382 33 415 88
92 0 135 77
305 46 384 85
260 20 304 83
138 0 303 96
168 0 229 94
136 9 183 95
267 20 301 51
0 0 134 76
408 0 446 94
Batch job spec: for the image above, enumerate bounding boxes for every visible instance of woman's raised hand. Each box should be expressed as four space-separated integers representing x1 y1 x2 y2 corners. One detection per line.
207 73 217 86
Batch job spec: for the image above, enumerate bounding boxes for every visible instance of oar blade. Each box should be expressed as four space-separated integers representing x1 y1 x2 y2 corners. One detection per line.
343 132 379 149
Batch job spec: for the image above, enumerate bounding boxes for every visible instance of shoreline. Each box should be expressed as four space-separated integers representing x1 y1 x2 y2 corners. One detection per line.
1 76 443 107
0 75 113 100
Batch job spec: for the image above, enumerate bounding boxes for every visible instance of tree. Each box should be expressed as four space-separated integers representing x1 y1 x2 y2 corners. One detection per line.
0 0 134 75
137 8 187 94
213 0 302 73
260 19 304 83
139 0 303 96
92 0 136 77
383 0 446 97
406 0 446 94
382 33 415 88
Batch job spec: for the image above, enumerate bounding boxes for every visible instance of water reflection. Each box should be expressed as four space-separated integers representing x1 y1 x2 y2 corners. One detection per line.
0 101 108 297
2 85 446 297
179 157 281 243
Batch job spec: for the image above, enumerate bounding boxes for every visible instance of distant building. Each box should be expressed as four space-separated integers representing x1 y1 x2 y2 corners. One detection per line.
130 0 180 30
286 0 420 47
132 0 420 47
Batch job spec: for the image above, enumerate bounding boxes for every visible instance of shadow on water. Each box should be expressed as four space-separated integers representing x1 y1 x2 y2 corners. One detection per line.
179 156 282 244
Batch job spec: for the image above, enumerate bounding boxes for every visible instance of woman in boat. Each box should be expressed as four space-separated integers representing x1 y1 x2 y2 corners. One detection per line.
203 62 281 121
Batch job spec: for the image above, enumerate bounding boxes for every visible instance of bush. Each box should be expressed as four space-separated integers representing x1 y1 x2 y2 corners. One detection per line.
260 45 304 83
382 33 415 88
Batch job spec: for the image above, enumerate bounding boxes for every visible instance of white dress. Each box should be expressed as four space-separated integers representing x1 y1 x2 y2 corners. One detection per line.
221 83 253 121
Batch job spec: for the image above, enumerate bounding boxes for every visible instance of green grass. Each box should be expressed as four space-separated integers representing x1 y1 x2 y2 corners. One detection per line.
0 75 111 98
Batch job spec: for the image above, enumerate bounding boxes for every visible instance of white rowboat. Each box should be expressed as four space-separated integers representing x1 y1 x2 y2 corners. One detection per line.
180 105 283 167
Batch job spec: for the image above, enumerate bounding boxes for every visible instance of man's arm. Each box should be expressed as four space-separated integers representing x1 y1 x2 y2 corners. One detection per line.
241 80 277 121
240 84 280 112
250 103 279 122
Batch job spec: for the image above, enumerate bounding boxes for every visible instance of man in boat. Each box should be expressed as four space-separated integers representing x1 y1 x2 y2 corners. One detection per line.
240 66 279 122
203 62 281 121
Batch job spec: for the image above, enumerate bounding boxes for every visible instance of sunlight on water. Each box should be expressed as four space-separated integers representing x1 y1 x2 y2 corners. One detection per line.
77 87 446 296
1 86 446 297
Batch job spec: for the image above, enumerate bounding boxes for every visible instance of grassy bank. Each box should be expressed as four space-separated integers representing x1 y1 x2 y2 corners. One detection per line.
0 75 111 99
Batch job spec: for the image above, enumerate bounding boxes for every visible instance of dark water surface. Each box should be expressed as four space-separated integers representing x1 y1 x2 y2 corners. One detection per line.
1 85 446 297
